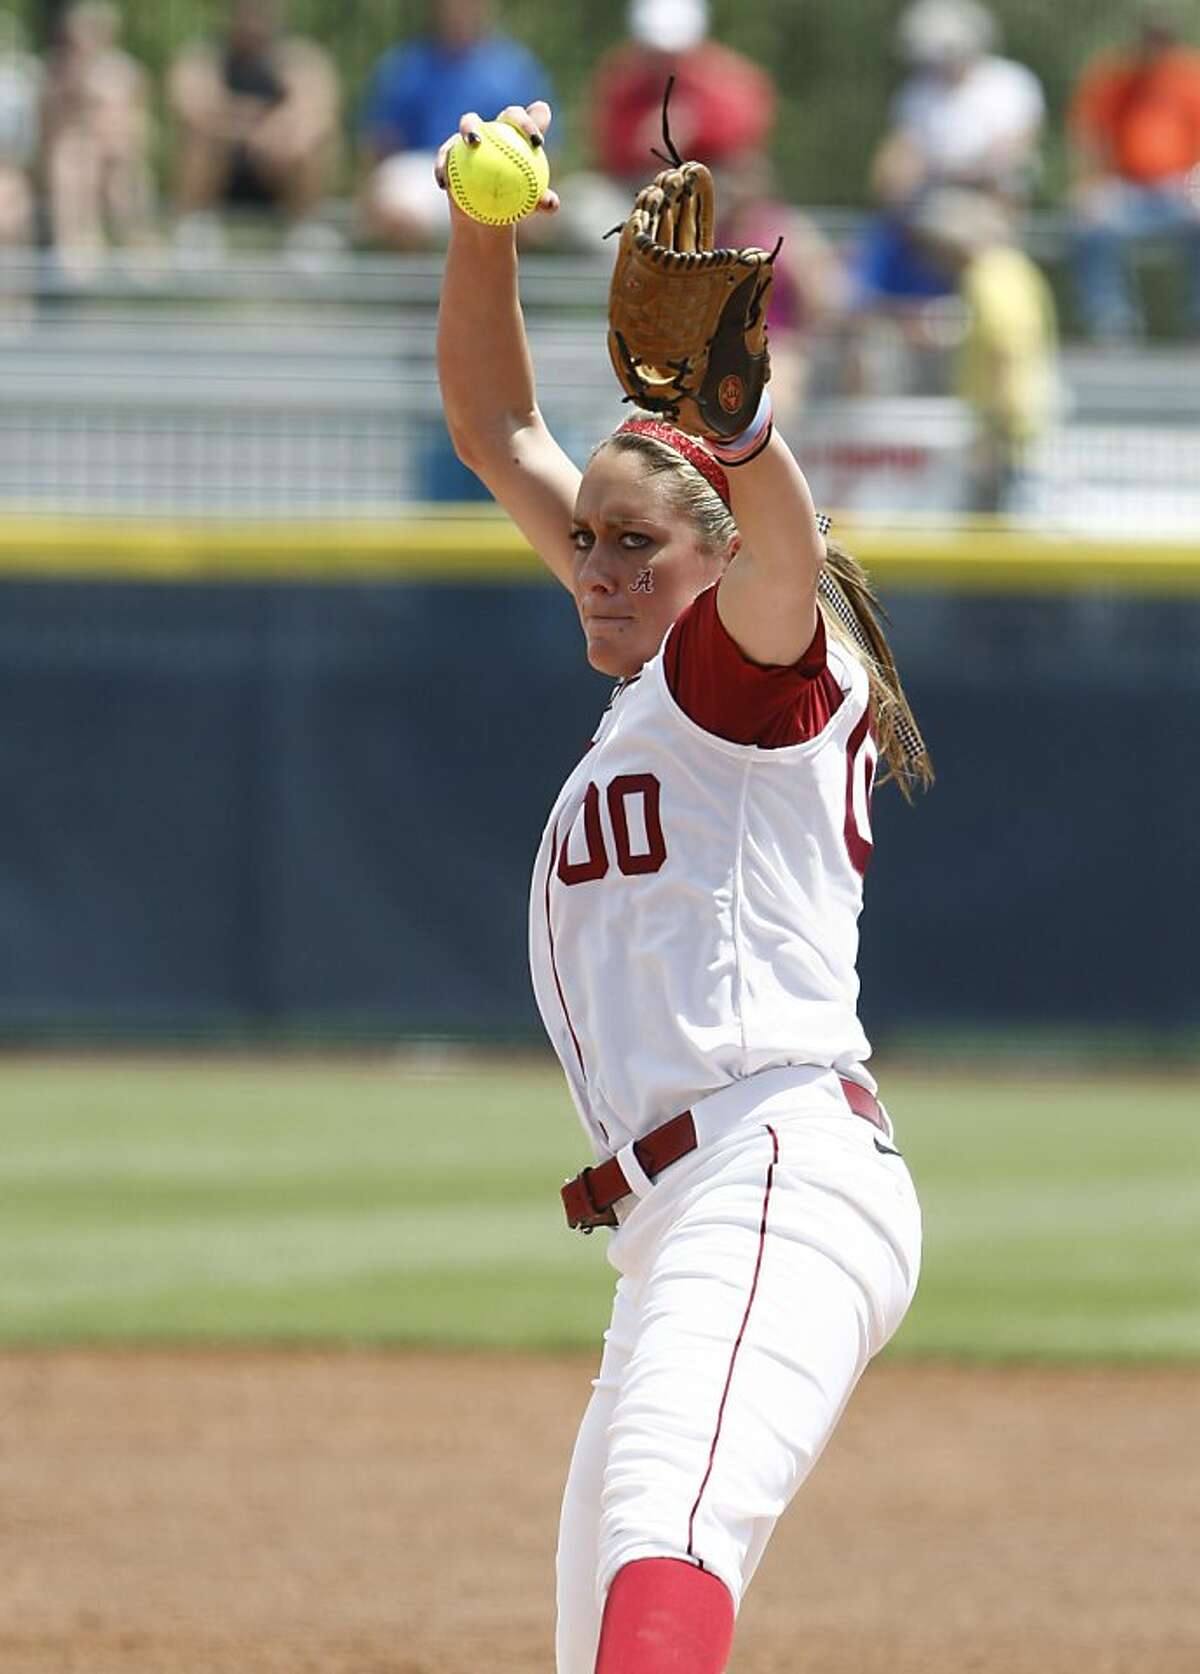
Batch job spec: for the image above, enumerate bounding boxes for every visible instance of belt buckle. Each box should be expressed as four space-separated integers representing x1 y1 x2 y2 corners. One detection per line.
563 1165 618 1234
574 1169 597 1235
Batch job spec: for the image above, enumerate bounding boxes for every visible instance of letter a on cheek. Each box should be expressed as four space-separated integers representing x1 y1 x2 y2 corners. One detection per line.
630 568 655 594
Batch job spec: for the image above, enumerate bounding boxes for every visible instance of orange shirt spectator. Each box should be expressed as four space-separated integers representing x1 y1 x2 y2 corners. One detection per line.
1070 43 1200 184
1067 7 1200 340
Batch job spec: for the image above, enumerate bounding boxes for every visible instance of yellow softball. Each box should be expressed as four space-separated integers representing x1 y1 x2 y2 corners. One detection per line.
446 121 551 226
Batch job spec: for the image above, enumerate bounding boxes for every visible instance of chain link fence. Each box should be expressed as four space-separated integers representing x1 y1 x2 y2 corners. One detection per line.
1 245 1198 534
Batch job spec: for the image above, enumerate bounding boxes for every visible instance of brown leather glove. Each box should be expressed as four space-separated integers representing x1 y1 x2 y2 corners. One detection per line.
607 160 777 442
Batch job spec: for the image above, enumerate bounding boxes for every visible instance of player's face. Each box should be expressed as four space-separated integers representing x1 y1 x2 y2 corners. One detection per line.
570 450 725 678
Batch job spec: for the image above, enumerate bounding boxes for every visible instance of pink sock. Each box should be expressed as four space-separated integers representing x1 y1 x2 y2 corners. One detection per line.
594 1557 735 1674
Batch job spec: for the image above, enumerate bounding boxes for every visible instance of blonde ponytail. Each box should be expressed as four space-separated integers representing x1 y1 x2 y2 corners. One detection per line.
819 540 933 800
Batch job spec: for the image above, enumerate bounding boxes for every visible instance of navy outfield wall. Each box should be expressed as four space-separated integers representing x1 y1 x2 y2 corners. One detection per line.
0 577 1196 1042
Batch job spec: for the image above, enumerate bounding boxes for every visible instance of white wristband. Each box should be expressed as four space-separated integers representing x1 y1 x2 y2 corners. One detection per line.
708 388 773 466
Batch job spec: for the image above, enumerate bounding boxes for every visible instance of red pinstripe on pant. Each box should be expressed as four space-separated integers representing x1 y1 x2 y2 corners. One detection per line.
593 1126 779 1673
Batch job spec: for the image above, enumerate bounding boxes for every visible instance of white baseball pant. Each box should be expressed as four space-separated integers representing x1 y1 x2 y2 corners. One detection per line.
554 1068 923 1674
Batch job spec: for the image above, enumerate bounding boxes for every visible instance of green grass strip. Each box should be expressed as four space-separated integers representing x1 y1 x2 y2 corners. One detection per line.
1 1059 1196 1360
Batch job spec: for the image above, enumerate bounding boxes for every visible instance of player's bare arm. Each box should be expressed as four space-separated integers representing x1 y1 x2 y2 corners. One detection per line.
435 101 581 590
716 428 826 668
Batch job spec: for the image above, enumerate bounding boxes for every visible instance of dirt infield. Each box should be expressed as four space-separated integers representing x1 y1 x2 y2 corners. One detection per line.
2 1352 1197 1674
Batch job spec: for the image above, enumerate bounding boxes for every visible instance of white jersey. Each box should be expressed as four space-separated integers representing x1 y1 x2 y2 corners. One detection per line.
893 56 1044 180
529 629 879 1158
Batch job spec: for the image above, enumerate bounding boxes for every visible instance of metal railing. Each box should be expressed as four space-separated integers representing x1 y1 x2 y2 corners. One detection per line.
0 246 1198 532
0 251 619 515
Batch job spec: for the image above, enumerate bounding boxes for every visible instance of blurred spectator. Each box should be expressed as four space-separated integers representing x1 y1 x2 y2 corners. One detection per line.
715 149 846 420
557 0 776 250
908 187 1058 513
167 0 340 261
851 0 1044 313
40 3 158 285
359 0 551 250
590 0 775 192
1068 4 1200 342
0 7 39 318
361 2 550 485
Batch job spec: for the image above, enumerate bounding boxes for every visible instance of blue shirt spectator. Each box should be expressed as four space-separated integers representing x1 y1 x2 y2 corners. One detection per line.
360 33 550 159
357 0 552 252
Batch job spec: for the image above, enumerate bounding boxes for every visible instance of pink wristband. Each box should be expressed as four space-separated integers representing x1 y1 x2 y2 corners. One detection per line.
708 388 773 467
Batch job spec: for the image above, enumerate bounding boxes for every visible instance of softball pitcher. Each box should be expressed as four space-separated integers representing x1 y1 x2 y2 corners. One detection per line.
436 98 930 1674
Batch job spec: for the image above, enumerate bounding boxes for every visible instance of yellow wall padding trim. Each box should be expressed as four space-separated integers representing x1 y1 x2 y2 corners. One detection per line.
0 514 1197 591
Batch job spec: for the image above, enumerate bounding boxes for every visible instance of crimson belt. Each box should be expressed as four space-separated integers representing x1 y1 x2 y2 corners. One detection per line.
562 1076 887 1232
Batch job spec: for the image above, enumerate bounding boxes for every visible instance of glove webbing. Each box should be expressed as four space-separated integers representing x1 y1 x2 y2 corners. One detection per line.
610 331 695 423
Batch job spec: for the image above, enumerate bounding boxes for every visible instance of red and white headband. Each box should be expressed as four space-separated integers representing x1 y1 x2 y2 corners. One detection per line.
615 417 732 508
613 415 831 537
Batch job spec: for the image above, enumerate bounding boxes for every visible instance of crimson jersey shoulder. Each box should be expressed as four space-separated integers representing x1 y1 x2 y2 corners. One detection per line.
662 585 845 748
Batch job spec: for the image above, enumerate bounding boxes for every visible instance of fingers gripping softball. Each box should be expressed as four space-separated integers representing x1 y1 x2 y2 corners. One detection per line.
608 158 777 441
435 103 558 226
